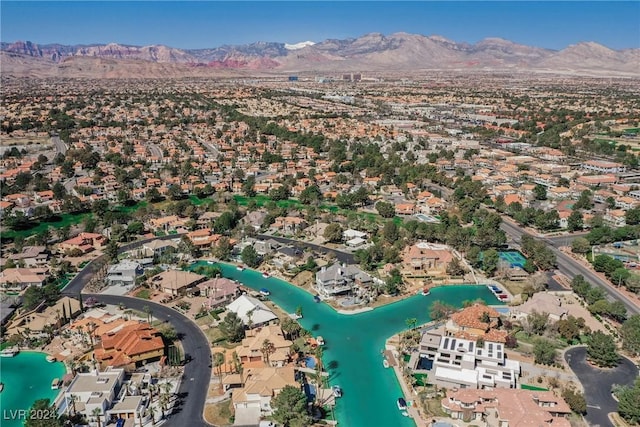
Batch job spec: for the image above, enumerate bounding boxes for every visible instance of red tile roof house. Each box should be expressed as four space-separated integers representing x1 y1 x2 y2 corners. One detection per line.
58 232 107 255
94 322 165 371
441 388 571 427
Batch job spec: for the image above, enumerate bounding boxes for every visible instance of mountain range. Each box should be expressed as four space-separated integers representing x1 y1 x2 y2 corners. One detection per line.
1 32 638 78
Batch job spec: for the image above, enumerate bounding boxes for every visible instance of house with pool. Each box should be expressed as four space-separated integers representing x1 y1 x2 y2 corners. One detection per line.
417 304 520 390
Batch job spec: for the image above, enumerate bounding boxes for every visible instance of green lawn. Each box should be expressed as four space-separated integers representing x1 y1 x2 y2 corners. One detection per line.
413 373 429 386
1 212 93 240
135 289 151 299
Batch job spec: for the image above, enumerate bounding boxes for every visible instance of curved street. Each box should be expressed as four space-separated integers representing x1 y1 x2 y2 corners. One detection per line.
62 233 211 427
84 293 213 427
564 347 638 427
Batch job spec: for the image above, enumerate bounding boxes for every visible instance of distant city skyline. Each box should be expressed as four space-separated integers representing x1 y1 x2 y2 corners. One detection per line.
2 1 639 50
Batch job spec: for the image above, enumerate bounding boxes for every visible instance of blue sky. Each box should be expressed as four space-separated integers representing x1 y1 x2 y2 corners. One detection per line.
2 1 639 50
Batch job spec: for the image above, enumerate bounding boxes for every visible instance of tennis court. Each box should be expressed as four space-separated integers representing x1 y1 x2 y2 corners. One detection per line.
499 251 527 268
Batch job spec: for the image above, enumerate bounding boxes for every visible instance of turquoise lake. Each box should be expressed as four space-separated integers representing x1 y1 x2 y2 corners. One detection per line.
210 263 501 427
0 351 66 427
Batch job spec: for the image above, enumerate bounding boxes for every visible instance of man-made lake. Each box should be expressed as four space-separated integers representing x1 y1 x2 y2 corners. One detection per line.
0 351 66 427
210 262 501 427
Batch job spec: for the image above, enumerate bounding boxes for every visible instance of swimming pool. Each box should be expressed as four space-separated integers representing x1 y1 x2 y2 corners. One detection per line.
205 262 501 427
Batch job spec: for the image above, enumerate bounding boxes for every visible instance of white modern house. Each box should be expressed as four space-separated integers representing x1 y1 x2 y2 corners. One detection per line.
418 327 520 390
64 367 126 425
106 260 143 287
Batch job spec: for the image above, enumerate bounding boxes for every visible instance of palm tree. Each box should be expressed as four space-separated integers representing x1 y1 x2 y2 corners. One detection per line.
92 407 103 427
261 339 276 366
246 308 255 330
405 317 418 331
69 394 79 415
143 305 153 324
87 322 97 346
213 352 225 387
232 351 244 385
146 406 156 427
281 318 301 340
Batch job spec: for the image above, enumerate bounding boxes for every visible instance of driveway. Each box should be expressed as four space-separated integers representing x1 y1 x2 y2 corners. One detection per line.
564 346 638 427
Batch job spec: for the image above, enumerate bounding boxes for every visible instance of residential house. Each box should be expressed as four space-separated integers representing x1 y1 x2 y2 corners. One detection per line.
6 296 81 337
0 267 49 292
8 246 50 267
582 160 626 174
150 270 206 296
236 325 292 367
605 209 627 227
64 367 126 426
272 216 308 235
510 292 568 322
197 277 242 308
94 322 165 370
227 295 278 327
445 304 505 340
139 239 178 258
231 366 297 416
106 261 143 287
418 325 520 389
441 388 571 426
243 210 268 231
58 232 107 255
401 242 454 277
314 263 373 298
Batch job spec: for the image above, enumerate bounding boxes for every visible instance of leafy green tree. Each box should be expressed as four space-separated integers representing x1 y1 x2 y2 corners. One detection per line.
533 184 547 200
213 237 232 261
241 245 260 268
25 399 61 427
219 312 245 343
615 378 640 424
571 237 591 254
429 301 455 321
481 249 500 276
242 176 256 197
382 221 399 244
527 310 550 335
587 331 619 367
533 338 556 365
574 190 593 210
383 268 404 295
299 184 321 205
567 210 584 231
620 315 640 356
446 257 466 277
104 239 119 262
323 223 343 243
271 385 312 427
626 207 640 225
375 201 396 218
562 388 587 414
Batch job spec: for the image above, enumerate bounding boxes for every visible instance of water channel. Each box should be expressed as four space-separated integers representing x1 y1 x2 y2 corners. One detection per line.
212 263 501 427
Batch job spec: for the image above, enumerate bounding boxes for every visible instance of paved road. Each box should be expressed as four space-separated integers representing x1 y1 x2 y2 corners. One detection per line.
256 234 356 264
545 231 590 248
85 294 212 427
500 218 639 315
148 143 163 160
565 346 638 427
52 135 67 155
62 233 185 296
